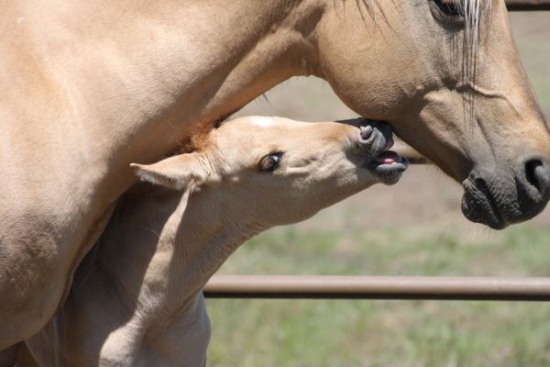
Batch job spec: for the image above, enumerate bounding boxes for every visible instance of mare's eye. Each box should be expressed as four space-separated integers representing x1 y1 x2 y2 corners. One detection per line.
432 0 463 17
259 152 283 172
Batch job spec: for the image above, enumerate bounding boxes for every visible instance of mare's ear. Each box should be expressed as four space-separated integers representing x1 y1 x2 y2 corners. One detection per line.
130 153 210 191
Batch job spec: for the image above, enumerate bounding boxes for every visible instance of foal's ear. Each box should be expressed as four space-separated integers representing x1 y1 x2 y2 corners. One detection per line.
130 153 209 191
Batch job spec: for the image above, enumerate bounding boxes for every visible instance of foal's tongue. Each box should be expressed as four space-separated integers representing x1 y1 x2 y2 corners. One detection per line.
375 151 400 164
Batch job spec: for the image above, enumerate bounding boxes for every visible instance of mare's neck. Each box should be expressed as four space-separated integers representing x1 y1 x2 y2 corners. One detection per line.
41 0 322 192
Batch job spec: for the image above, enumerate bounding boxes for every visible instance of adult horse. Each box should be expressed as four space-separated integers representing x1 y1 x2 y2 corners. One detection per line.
0 0 548 349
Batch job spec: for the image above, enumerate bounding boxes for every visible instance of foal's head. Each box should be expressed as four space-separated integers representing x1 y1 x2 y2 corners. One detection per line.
132 116 407 227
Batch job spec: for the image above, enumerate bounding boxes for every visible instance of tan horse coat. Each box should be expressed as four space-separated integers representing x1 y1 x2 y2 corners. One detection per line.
0 0 548 346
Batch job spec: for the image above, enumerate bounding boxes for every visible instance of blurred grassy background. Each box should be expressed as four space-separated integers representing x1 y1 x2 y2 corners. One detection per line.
207 12 550 367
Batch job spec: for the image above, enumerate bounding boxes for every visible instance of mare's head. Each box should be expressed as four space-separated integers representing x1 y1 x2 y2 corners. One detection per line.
314 0 550 228
131 116 407 227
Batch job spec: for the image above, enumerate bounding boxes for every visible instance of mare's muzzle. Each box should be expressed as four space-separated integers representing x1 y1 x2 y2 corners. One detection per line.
462 156 550 229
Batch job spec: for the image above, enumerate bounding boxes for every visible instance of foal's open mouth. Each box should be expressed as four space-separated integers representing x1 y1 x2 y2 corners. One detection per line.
368 138 409 184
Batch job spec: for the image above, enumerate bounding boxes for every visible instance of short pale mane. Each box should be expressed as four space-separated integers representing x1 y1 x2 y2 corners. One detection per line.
463 0 492 124
463 0 491 79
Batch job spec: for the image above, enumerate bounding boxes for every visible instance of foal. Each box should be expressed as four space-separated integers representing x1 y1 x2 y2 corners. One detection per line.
26 116 407 366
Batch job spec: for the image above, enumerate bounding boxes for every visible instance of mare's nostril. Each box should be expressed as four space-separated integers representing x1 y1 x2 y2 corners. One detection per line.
513 156 550 221
523 158 550 199
525 159 543 192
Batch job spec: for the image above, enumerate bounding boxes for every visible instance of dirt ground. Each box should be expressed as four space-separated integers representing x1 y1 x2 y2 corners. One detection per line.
232 12 550 235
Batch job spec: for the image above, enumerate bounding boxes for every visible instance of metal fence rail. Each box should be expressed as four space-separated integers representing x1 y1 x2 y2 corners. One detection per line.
204 276 550 301
506 0 550 11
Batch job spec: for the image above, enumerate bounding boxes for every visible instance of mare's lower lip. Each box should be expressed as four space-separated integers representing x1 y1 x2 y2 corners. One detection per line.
461 182 507 229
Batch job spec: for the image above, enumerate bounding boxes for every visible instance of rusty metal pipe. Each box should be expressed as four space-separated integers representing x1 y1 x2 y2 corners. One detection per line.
204 275 550 301
506 0 550 11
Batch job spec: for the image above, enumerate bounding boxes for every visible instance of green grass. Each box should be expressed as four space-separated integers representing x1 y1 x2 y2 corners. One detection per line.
207 225 550 367
215 224 550 277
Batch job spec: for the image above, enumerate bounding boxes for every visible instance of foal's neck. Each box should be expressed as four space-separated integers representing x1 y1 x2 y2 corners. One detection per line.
96 187 261 318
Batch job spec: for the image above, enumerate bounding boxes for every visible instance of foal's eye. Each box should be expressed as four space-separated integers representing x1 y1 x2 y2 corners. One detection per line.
259 152 283 172
432 0 463 17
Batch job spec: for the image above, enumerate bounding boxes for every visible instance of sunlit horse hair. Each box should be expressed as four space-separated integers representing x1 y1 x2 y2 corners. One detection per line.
463 0 492 74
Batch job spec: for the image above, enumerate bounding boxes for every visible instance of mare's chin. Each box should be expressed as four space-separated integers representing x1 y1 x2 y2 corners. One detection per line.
461 180 507 229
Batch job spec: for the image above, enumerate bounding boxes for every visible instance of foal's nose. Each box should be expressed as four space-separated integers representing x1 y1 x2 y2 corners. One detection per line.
358 119 392 142
360 124 374 140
